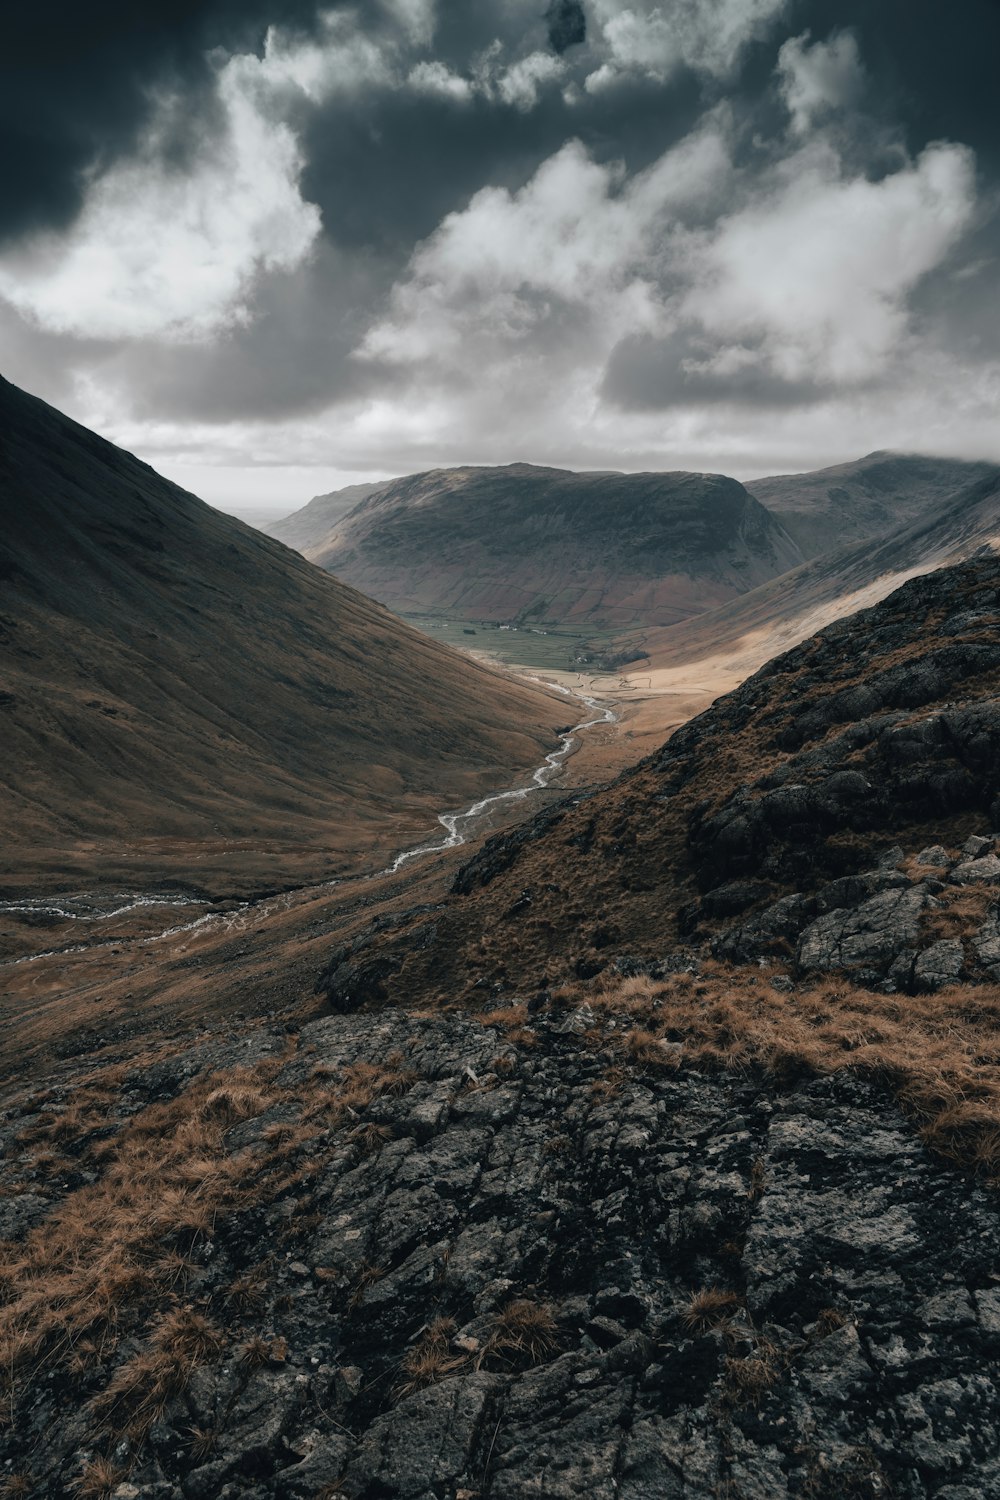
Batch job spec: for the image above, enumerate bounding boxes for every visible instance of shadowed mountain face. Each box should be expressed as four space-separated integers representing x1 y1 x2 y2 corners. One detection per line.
746 451 994 559
0 378 564 896
618 466 1000 692
297 463 805 629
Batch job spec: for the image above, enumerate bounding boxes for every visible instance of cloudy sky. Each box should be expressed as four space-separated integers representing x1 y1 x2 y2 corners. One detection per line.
4 1 999 516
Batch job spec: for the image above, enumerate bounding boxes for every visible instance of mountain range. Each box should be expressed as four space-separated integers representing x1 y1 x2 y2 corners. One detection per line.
270 462 805 629
267 454 992 653
744 450 995 558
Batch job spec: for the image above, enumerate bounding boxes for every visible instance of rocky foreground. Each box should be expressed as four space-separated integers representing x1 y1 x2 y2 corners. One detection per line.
3 998 1000 1500
3 556 1000 1498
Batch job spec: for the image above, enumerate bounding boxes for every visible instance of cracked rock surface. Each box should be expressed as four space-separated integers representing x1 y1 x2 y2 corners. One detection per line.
6 1010 1000 1499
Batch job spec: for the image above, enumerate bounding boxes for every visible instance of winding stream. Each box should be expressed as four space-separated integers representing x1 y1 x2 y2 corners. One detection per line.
1 689 615 963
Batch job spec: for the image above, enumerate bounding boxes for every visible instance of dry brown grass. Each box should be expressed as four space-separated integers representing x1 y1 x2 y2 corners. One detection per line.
73 1455 125 1498
922 886 995 943
0 1476 34 1499
681 1287 742 1333
814 1307 849 1337
304 1057 418 1126
482 1298 559 1366
0 1045 330 1439
722 1350 780 1406
348 1263 388 1310
481 1003 538 1048
574 961 1000 1176
397 1317 466 1396
239 1333 288 1369
87 1307 223 1442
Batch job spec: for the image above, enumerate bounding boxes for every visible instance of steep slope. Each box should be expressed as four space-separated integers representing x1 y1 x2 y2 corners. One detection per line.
328 552 1000 1005
746 450 993 558
305 462 804 629
619 465 1000 697
265 480 389 552
0 377 564 896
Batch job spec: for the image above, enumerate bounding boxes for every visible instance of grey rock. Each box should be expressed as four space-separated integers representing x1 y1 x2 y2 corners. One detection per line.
973 907 1000 980
0 1192 51 1241
912 938 965 992
346 1373 500 1498
961 834 994 857
8 1008 1000 1500
797 886 928 974
917 844 952 865
949 853 1000 885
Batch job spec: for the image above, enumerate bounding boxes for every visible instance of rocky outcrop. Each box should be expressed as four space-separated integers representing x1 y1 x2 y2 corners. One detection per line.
5 1010 1000 1499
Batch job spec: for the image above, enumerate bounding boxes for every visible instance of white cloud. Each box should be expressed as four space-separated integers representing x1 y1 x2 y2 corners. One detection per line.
244 10 399 103
777 30 864 135
360 124 730 366
408 59 473 100
587 0 789 89
683 140 977 383
0 61 321 341
382 0 437 46
497 51 565 110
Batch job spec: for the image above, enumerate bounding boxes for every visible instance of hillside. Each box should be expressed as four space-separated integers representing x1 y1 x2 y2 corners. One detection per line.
0 377 565 897
265 480 389 552
5 555 1000 1499
746 450 993 558
308 551 1000 1004
302 462 804 629
617 465 1000 698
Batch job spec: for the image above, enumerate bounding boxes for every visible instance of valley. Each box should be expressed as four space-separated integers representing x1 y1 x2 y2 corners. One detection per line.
5 10 1000 1496
3 381 1000 1500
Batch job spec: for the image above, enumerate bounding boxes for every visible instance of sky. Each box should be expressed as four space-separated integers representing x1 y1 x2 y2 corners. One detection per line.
3 0 1000 518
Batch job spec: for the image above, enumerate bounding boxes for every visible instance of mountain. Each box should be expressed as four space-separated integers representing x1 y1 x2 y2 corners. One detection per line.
0 377 564 896
616 465 1000 697
265 480 390 552
6 554 1000 1500
311 551 1000 1006
299 462 805 629
745 450 993 558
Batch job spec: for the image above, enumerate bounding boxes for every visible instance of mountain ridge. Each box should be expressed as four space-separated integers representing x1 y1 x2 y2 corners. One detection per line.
616 463 1000 696
0 376 565 897
294 462 805 630
745 449 994 558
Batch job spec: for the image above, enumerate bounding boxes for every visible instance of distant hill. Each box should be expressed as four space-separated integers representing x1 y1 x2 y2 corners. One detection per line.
745 451 993 559
618 465 1000 695
266 480 390 552
299 462 805 630
0 378 564 896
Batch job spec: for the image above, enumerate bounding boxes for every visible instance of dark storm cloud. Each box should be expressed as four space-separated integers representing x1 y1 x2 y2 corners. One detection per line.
546 1 586 54
783 0 1000 172
0 0 330 243
602 332 836 412
299 72 703 258
4 0 1000 477
101 244 391 423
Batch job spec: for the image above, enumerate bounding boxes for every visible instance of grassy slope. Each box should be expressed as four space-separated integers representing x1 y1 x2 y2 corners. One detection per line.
0 377 564 896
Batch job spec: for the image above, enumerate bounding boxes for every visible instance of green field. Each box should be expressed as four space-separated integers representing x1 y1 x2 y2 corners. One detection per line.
401 613 625 674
